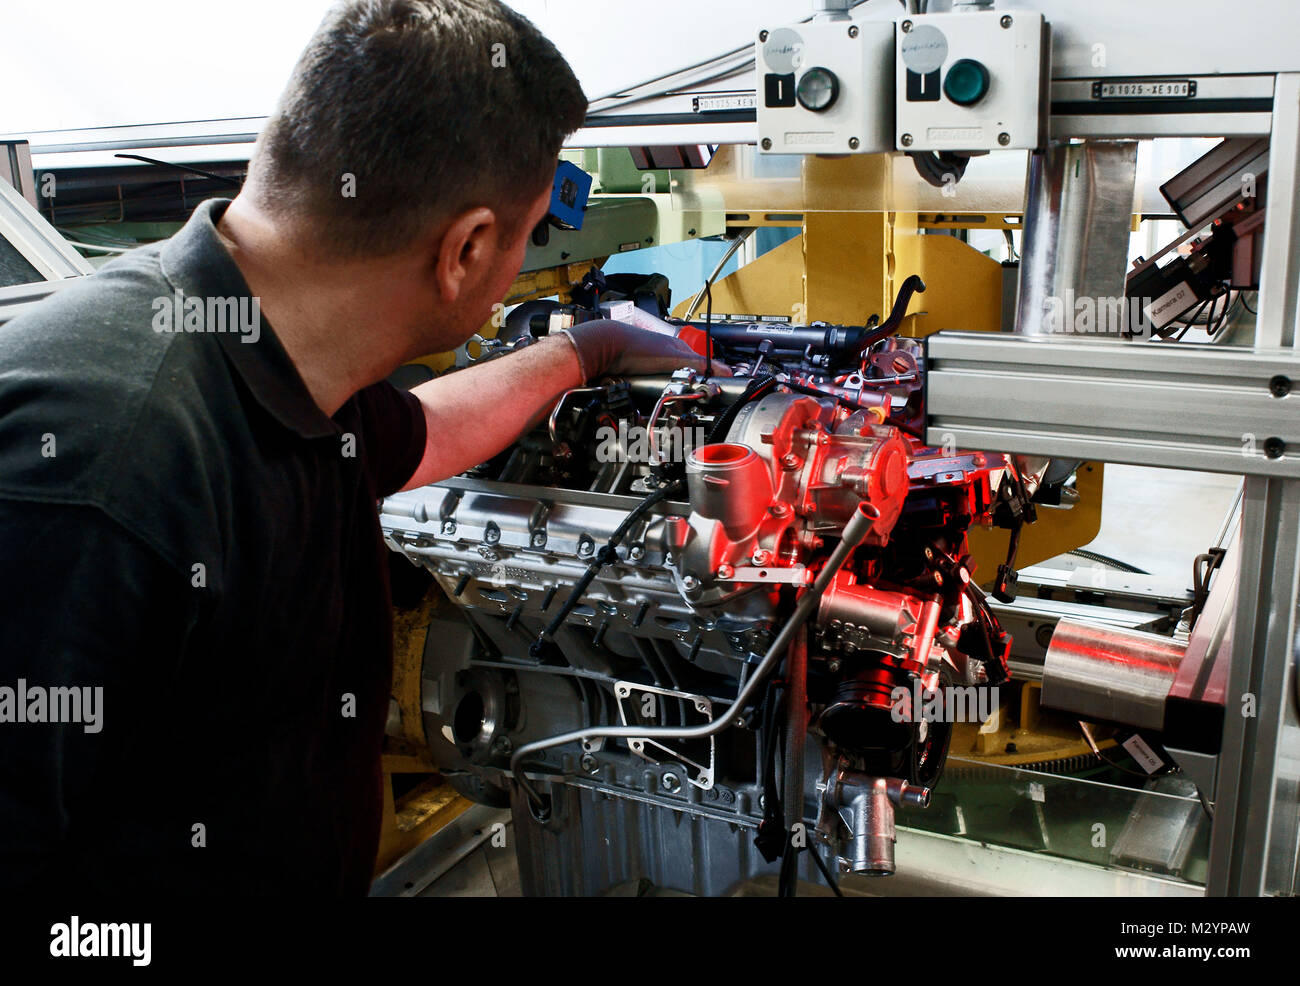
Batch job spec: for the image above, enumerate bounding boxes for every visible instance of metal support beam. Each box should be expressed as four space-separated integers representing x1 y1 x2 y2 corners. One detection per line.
1255 74 1300 349
1207 476 1300 895
925 332 1300 477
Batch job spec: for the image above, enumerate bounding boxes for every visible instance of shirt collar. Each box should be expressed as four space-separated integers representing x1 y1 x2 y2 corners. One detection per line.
159 198 339 440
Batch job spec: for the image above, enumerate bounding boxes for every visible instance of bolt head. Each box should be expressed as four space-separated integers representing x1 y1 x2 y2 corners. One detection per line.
682 575 700 591
761 137 773 151
716 564 734 579
1000 14 1013 27
759 29 768 41
662 773 681 792
751 550 770 566
848 24 859 38
901 19 913 32
629 545 645 560
901 133 914 147
1270 374 1292 398
998 132 1011 146
848 137 860 150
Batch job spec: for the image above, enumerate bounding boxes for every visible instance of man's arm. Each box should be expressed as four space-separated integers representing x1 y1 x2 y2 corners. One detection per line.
401 333 580 490
400 320 719 491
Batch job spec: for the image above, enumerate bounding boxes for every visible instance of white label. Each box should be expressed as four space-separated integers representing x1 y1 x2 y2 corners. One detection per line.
1122 734 1165 774
900 24 948 75
762 28 804 74
1098 81 1192 99
696 93 756 113
1028 781 1046 803
1144 281 1197 327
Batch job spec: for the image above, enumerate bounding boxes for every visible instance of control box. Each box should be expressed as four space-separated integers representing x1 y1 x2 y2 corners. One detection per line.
756 19 894 155
894 10 1048 153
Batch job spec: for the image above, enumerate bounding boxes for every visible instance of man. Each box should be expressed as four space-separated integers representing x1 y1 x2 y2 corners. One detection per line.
0 0 703 895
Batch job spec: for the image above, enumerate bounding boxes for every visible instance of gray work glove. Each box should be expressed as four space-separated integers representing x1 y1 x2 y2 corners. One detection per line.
559 319 729 379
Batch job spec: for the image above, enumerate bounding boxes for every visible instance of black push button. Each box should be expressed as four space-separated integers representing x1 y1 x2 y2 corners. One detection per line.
906 68 941 102
764 72 796 108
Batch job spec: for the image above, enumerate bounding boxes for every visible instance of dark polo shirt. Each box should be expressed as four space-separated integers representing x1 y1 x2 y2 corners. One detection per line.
0 198 426 895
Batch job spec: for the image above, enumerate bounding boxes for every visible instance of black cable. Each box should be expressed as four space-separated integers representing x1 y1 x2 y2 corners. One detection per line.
530 480 682 657
705 374 776 444
808 844 844 897
1067 547 1149 575
114 153 242 187
1162 296 1209 338
1078 722 1156 780
1207 291 1236 337
703 280 714 377
909 151 971 189
1241 292 1258 315
778 829 800 897
858 275 926 353
754 677 789 865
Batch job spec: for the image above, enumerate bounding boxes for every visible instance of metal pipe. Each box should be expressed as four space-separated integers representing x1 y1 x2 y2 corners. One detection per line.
823 762 930 877
683 228 755 320
548 386 605 444
510 499 883 813
1041 618 1187 731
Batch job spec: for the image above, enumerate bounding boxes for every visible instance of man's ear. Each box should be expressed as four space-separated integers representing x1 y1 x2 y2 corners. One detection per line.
433 206 497 304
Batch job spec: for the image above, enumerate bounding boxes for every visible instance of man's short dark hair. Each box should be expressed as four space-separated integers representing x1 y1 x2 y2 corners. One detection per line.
249 0 587 257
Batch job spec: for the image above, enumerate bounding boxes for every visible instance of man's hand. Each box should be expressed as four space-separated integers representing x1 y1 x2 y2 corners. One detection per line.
400 320 718 490
559 318 726 379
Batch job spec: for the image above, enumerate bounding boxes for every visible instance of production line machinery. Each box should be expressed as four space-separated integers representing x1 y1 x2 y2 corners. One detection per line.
374 0 1300 896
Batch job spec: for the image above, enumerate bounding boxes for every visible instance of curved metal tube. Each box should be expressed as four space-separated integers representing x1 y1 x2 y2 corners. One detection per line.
683 228 756 320
510 499 882 813
547 387 605 444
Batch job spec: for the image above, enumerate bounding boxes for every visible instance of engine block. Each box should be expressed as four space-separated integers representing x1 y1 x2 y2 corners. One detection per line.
381 315 1034 892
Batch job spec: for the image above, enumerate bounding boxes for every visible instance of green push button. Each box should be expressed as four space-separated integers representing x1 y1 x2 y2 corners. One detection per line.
943 58 990 106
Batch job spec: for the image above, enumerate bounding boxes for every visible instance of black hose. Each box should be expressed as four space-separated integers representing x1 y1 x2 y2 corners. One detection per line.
858 275 926 353
1067 548 1149 575
530 480 683 657
706 374 777 444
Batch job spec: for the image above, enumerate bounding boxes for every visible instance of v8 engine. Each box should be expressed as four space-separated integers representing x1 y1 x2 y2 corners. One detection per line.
380 280 1039 894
